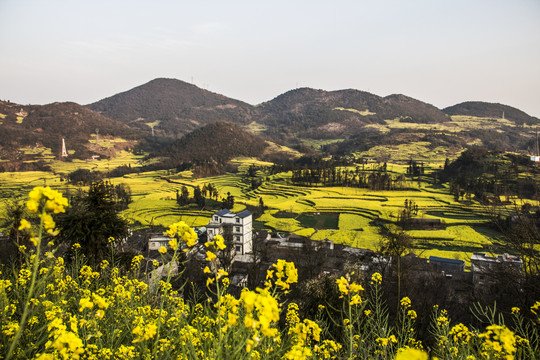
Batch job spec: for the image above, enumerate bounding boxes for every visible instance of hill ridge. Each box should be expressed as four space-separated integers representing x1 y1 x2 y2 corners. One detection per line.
443 101 539 125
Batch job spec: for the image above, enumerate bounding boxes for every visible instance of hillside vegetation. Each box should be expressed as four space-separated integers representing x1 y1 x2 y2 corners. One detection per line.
2 78 540 171
159 121 268 174
0 100 137 166
254 88 450 144
87 78 255 138
444 101 539 126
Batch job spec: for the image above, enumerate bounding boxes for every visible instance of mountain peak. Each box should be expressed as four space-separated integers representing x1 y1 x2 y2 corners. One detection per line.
87 78 254 137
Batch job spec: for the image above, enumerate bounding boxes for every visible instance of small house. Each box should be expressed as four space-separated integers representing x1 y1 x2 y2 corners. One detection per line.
429 256 465 273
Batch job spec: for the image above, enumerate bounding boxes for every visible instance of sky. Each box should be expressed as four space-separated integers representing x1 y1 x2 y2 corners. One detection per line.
1 0 539 117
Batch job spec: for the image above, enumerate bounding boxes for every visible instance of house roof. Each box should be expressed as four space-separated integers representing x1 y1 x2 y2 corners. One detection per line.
429 256 464 265
215 209 231 216
237 210 252 218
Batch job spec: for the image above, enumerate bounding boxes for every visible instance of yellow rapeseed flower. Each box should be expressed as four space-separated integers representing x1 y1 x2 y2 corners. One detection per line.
530 301 540 315
18 218 31 231
216 269 228 279
214 235 227 250
79 297 94 312
165 221 198 248
169 238 179 251
449 323 471 345
206 251 217 261
27 186 68 214
48 330 84 359
395 347 429 360
480 324 516 359
400 297 412 308
371 272 383 285
335 275 363 297
350 294 362 306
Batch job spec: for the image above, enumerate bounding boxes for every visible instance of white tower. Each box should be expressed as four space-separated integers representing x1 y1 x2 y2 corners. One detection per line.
61 138 68 157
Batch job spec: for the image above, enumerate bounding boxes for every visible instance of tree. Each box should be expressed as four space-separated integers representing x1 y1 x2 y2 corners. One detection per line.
222 192 234 210
57 181 129 265
114 183 132 210
258 197 265 213
0 200 30 264
379 225 413 304
194 185 205 208
177 186 189 206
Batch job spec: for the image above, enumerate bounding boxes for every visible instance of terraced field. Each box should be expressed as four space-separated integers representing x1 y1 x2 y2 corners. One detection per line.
0 156 520 269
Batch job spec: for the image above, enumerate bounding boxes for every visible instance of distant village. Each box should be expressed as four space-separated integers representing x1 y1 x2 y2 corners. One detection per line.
144 209 524 298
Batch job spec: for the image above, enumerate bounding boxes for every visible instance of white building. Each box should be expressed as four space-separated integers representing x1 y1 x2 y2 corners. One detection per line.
471 253 523 284
206 209 253 255
148 235 172 251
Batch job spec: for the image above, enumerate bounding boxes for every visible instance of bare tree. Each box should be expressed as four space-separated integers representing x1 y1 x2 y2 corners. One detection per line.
378 224 413 303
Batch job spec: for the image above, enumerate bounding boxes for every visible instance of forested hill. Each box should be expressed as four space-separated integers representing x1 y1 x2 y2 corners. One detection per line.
255 88 449 142
443 101 539 126
0 100 136 160
161 120 267 168
87 78 255 137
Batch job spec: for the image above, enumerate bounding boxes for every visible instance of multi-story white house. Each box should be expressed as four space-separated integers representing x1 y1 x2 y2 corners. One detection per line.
206 209 253 255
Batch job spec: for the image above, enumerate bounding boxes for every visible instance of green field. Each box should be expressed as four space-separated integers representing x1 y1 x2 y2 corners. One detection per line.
0 153 526 269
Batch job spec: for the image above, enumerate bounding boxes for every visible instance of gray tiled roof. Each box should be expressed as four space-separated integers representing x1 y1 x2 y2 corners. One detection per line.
236 210 252 218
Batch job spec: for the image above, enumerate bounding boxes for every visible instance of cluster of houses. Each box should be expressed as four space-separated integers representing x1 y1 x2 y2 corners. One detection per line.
147 209 524 290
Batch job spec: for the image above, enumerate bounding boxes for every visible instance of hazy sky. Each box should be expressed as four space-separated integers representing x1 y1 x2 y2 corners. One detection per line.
1 0 539 117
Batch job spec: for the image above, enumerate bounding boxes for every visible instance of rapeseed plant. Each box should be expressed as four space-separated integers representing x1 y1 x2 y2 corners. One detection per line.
1 186 539 359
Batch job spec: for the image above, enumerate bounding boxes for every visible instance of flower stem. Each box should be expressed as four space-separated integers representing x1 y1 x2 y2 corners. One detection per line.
6 210 45 360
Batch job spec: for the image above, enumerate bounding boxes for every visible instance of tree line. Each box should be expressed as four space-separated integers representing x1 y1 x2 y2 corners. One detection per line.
441 148 540 203
289 164 409 190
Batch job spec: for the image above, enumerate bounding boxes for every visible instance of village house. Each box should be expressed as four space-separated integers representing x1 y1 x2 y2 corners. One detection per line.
148 235 172 251
206 209 253 255
471 253 523 285
428 256 465 273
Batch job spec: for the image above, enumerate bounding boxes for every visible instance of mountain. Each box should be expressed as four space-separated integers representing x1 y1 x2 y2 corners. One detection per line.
163 120 267 167
4 79 539 168
87 78 255 138
443 101 539 126
255 88 449 143
87 80 452 145
0 100 137 162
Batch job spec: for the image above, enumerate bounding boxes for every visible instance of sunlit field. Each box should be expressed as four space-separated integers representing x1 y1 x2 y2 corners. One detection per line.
0 154 521 268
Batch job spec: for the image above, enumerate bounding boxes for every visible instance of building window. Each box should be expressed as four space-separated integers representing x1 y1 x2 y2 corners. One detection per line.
214 216 218 221
208 230 213 235
235 227 240 232
235 236 240 241
236 218 240 223
235 245 241 252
